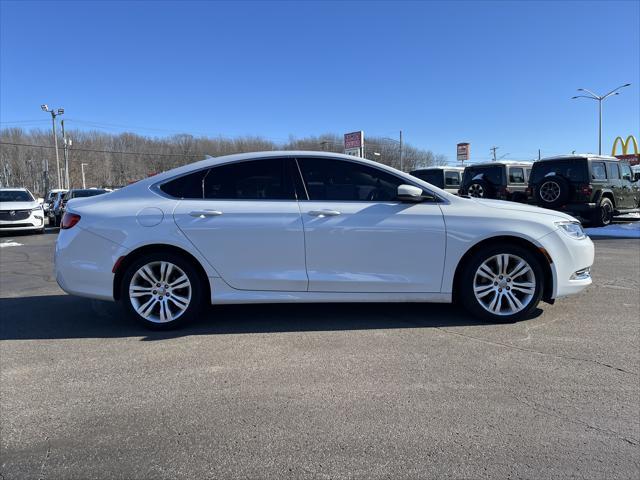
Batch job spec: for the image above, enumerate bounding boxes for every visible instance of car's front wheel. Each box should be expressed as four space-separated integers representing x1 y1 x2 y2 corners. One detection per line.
459 244 544 322
121 252 203 329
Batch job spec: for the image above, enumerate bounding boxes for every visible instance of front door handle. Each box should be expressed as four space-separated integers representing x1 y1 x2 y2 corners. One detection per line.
189 210 223 217
308 209 341 217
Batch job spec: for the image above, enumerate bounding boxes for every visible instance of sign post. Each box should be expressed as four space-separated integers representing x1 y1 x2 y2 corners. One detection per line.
344 131 365 157
456 142 470 163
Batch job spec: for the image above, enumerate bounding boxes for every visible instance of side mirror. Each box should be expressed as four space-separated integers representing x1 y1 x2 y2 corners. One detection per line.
37 198 44 204
397 184 425 202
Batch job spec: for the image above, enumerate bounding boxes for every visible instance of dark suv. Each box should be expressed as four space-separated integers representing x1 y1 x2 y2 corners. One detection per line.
409 166 464 194
459 162 532 202
528 155 639 226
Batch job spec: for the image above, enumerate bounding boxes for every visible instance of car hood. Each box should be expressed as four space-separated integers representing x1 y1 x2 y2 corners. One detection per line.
0 201 39 211
468 198 578 221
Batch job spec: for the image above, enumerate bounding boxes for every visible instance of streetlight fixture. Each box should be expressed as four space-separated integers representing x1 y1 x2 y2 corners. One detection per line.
571 83 631 155
41 104 64 188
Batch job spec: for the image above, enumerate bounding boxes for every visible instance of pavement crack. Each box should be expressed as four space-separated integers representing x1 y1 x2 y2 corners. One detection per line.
512 395 639 447
433 327 638 376
38 438 51 480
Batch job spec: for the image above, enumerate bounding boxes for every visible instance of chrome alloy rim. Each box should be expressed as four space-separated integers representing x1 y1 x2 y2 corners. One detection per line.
469 184 484 197
129 261 192 323
540 181 561 202
473 254 536 316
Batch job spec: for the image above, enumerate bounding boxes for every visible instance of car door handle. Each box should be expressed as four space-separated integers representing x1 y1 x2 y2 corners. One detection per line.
189 210 223 217
308 210 341 217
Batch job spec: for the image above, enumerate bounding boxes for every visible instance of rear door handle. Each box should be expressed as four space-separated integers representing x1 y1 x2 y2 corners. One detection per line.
308 210 341 217
189 210 223 217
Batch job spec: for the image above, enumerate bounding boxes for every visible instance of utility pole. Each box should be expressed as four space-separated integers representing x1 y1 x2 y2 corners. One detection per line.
41 105 64 189
81 163 88 189
399 130 404 172
61 120 71 189
538 149 541 161
490 146 499 161
571 83 631 155
42 158 49 197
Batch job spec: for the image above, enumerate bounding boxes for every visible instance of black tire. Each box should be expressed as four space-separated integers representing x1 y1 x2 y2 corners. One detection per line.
120 252 204 330
591 197 614 227
535 176 570 208
510 192 528 204
468 180 493 198
458 243 544 323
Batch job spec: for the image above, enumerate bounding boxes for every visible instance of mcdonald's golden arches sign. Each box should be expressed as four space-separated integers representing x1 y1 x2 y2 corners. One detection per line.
611 135 639 165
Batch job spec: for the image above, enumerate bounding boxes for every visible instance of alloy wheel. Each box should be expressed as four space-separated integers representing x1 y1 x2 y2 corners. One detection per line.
469 184 484 198
129 261 192 323
473 254 536 316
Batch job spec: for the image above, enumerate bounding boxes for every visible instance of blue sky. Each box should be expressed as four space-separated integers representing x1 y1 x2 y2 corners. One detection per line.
1 0 638 162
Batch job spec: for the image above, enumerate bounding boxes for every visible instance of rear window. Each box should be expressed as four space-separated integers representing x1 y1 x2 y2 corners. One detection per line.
591 162 607 180
411 170 443 188
444 171 461 186
463 165 503 185
529 159 588 184
70 189 108 198
509 167 525 184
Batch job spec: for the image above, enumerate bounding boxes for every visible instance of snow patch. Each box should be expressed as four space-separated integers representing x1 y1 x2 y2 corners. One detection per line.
0 241 23 248
585 222 640 239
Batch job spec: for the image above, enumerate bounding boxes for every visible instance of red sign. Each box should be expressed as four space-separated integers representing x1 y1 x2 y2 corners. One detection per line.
457 143 470 162
344 131 364 150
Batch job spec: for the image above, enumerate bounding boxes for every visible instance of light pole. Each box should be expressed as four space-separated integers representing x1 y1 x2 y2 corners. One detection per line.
61 120 72 189
41 105 64 189
572 83 631 155
81 163 88 189
381 131 404 171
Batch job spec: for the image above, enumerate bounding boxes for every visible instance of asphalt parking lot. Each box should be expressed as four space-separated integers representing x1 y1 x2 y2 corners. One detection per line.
1 229 639 479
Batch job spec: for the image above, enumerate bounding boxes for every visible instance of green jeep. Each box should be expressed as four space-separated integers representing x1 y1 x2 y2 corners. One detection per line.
528 154 640 227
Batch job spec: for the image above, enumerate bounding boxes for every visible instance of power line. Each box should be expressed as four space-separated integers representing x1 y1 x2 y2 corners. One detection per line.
0 141 207 157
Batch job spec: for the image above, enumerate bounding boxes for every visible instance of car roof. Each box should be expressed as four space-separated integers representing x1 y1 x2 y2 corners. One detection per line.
0 187 29 191
465 161 533 167
537 154 619 162
411 166 465 172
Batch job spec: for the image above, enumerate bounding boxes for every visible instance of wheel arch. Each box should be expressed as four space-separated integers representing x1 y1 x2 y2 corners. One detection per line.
451 235 554 304
112 243 211 302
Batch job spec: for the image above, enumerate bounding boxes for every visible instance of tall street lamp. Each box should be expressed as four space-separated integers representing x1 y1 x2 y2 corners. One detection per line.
41 104 64 189
572 83 630 155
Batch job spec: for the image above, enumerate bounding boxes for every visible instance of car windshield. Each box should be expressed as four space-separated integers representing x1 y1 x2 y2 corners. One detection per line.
529 159 588 184
410 170 443 188
70 189 108 198
463 166 503 185
0 190 34 202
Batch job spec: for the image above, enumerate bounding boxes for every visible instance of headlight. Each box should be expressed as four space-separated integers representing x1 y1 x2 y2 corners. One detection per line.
31 206 43 213
555 221 586 240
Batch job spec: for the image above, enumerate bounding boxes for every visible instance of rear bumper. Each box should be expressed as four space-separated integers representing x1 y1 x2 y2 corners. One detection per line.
55 226 128 301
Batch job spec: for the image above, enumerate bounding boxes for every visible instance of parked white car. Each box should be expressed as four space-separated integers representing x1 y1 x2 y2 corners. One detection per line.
0 188 46 233
55 151 594 329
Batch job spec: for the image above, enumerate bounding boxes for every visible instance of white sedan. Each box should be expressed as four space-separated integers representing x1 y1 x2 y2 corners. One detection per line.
0 188 46 233
55 151 594 329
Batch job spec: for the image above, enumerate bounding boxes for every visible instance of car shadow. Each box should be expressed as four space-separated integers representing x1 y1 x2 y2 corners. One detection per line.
0 294 542 341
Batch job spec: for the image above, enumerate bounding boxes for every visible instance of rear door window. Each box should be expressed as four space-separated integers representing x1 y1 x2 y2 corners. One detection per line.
591 162 607 180
508 167 525 184
444 171 461 186
607 162 620 180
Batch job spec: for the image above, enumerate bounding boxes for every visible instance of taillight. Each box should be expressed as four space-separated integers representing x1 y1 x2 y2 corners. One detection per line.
579 185 592 196
60 212 81 229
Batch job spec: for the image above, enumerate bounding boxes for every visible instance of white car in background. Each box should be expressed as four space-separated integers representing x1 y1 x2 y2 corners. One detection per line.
55 151 594 329
0 188 46 234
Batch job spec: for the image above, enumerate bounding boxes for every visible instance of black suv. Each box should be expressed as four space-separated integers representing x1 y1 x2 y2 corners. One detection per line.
528 155 639 226
409 167 464 194
459 162 532 202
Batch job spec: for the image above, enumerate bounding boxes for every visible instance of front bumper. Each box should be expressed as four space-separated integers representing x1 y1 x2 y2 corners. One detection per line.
0 212 45 231
539 229 595 299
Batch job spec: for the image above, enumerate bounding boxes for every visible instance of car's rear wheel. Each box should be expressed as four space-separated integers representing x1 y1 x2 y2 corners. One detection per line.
591 197 614 227
121 252 203 329
459 244 544 322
